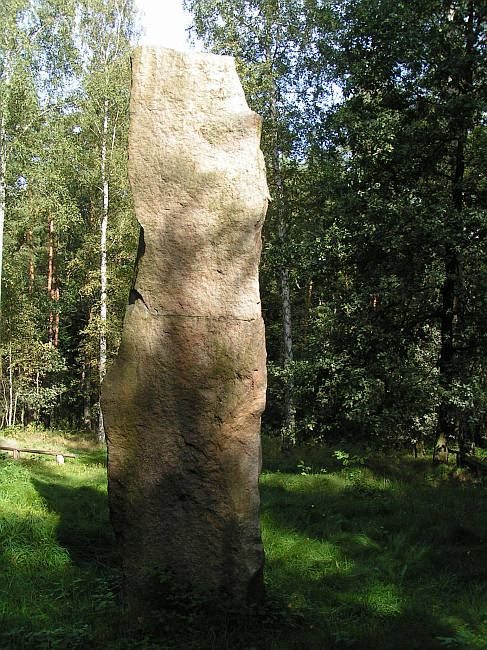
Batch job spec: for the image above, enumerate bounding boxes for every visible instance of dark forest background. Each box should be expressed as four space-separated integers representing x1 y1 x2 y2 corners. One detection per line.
1 0 486 460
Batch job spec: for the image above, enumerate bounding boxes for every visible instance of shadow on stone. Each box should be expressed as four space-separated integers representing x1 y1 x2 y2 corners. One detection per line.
102 46 269 613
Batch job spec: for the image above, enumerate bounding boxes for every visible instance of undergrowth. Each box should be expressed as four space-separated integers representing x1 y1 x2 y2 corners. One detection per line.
0 431 486 648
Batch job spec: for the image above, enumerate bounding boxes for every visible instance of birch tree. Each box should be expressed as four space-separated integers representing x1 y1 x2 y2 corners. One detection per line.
78 0 138 442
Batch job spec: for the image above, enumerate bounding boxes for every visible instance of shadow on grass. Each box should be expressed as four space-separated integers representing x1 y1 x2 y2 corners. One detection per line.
1 451 487 649
26 460 118 566
259 464 487 649
31 472 116 568
0 458 122 649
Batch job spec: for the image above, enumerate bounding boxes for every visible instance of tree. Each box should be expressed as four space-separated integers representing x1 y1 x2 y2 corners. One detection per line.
186 0 318 447
308 0 487 448
0 0 139 432
77 0 138 441
0 0 76 318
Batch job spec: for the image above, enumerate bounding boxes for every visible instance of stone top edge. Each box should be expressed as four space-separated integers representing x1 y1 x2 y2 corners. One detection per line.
132 45 235 65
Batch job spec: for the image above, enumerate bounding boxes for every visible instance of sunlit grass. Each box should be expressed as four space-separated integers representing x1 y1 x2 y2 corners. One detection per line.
0 432 487 648
259 439 487 649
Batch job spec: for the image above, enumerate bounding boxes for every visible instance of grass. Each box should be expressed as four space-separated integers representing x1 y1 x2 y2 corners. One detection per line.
0 428 487 648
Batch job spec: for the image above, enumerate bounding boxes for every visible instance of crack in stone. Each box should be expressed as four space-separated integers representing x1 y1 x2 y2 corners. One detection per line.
182 437 210 461
136 310 259 322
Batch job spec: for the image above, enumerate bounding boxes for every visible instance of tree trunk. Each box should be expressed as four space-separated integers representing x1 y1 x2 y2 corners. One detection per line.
434 3 473 462
13 391 17 427
98 97 109 443
53 293 59 347
435 249 457 462
301 280 313 353
8 343 13 427
28 183 34 293
267 44 295 449
0 110 7 316
1 368 6 429
28 228 34 293
280 248 295 448
82 357 92 430
0 54 13 323
35 371 40 424
47 216 60 346
47 216 54 342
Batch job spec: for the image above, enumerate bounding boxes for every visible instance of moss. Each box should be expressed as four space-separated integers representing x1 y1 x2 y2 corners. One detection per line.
208 342 235 382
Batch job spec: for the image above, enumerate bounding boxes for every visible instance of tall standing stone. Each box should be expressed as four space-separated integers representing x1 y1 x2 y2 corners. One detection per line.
101 46 269 610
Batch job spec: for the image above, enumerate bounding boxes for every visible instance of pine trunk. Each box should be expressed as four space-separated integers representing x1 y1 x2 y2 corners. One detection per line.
28 228 34 293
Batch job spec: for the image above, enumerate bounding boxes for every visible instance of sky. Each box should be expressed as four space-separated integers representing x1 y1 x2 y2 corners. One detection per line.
134 0 203 52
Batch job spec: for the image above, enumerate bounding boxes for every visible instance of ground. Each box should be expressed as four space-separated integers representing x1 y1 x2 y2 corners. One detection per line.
0 427 486 649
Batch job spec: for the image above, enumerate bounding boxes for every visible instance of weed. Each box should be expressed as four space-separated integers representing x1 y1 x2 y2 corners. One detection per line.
297 460 312 475
333 449 368 467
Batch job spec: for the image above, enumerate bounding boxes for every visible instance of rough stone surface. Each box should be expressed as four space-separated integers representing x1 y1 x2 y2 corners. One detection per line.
101 46 268 610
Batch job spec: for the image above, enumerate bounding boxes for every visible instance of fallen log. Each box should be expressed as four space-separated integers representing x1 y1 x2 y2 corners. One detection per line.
460 454 487 474
0 445 76 464
449 449 487 474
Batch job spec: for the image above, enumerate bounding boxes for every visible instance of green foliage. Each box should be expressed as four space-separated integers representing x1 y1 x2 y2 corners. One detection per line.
437 629 487 649
296 459 312 475
0 0 139 433
333 450 367 467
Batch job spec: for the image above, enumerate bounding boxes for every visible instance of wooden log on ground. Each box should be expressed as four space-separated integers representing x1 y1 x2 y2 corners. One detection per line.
0 445 76 464
461 454 487 474
450 448 487 474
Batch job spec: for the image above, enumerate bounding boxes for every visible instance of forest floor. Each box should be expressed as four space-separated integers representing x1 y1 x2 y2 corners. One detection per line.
0 428 486 649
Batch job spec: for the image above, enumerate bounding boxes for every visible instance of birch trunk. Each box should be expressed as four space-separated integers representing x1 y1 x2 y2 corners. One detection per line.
279 228 295 447
302 281 313 353
0 55 12 321
13 392 17 427
47 216 54 342
8 344 13 426
0 106 7 315
98 97 109 443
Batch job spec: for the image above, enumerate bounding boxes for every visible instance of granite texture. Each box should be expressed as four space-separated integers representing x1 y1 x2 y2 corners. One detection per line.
101 46 268 610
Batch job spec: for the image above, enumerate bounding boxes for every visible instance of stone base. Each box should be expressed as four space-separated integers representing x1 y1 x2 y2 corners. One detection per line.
103 301 266 607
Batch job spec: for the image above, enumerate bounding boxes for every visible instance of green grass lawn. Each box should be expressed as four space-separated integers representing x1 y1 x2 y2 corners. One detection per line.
0 429 486 649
